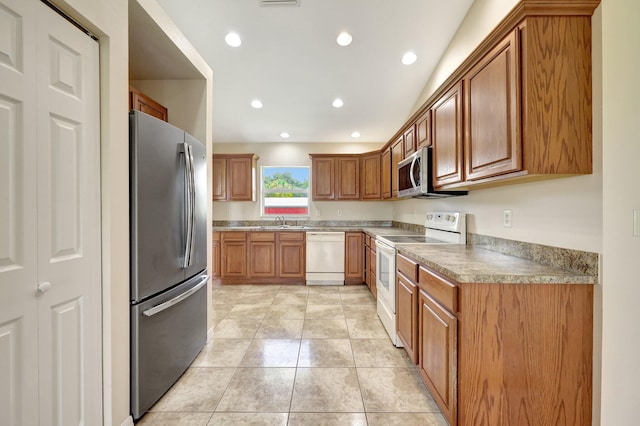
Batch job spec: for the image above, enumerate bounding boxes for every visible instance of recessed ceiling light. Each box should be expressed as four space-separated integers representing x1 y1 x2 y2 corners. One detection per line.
402 51 417 65
332 98 344 108
250 99 263 109
336 32 353 47
351 131 361 138
225 32 242 47
280 132 290 139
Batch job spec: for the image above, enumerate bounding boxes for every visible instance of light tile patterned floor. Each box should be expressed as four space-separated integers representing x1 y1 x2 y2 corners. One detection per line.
140 284 447 426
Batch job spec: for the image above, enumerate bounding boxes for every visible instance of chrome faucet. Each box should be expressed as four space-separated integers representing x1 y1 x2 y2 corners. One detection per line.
275 216 286 227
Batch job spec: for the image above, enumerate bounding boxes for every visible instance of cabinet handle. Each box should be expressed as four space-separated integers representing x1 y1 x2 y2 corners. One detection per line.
37 282 52 293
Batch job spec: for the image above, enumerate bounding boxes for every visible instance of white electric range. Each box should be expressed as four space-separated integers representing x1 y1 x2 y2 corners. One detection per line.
375 212 466 347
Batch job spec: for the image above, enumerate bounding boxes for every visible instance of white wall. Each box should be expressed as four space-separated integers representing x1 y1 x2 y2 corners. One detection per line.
601 0 640 424
213 142 394 221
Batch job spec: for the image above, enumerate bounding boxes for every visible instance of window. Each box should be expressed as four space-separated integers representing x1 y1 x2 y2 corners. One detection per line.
261 166 310 216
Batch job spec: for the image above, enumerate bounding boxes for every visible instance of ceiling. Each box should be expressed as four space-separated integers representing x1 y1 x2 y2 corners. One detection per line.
142 0 475 144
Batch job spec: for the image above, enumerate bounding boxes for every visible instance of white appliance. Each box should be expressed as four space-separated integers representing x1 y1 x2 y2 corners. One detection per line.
306 232 346 285
397 146 467 198
376 212 466 346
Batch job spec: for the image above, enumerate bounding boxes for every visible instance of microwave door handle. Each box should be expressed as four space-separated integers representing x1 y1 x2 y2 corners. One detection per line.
409 155 418 189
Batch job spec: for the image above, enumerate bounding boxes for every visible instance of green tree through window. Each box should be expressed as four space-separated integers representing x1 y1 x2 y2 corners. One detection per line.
261 167 310 216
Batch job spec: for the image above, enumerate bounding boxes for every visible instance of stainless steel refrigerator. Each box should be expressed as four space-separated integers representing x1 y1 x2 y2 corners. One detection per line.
129 110 208 420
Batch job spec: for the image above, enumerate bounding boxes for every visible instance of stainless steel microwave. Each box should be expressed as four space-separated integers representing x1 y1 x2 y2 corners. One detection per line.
397 147 467 198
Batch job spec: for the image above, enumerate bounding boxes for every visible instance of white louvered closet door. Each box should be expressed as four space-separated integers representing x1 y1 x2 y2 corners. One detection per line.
0 0 102 425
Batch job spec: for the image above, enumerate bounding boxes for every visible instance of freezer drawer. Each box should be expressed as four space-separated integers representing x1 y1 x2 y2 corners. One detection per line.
130 273 208 420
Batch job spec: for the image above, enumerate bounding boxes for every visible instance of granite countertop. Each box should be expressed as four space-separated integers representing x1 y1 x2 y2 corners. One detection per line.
212 224 417 236
397 244 597 285
212 223 597 285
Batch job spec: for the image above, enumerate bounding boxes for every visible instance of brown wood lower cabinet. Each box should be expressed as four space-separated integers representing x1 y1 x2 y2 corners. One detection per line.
215 231 305 284
220 232 247 278
345 232 364 285
249 233 276 278
396 256 594 426
418 288 457 425
278 232 305 278
396 254 419 364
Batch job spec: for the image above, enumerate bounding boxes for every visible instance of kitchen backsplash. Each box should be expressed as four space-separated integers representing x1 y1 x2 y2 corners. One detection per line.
468 233 599 277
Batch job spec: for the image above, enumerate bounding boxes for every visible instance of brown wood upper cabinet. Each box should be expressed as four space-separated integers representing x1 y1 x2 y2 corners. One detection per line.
212 154 258 201
381 148 392 199
415 110 432 150
464 30 520 181
391 136 404 197
432 82 464 188
360 152 382 200
310 155 360 200
403 125 416 157
129 86 168 122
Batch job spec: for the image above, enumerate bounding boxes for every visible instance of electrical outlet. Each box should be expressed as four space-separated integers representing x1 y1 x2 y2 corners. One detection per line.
315 209 321 217
337 209 343 216
503 210 513 228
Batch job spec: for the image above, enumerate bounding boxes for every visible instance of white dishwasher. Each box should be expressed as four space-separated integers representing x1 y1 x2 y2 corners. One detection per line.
305 232 345 285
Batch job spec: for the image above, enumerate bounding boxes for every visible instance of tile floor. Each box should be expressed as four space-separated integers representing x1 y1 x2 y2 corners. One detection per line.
140 284 447 426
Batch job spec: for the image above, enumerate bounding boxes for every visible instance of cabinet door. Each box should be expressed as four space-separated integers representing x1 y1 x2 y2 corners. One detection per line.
416 110 432 149
397 274 418 364
312 157 335 200
381 149 392 199
221 240 247 277
404 125 416 157
419 290 457 425
212 157 227 201
279 242 305 278
360 153 381 200
391 136 404 197
464 30 521 181
344 232 363 284
432 82 464 187
212 233 221 278
228 157 254 201
249 241 276 278
130 86 168 122
336 157 360 200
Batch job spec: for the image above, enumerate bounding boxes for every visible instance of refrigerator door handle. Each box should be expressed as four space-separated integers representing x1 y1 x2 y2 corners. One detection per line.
142 275 209 317
187 143 196 266
182 143 194 268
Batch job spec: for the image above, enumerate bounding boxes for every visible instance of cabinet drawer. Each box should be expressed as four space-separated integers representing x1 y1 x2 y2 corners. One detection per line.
250 232 275 241
419 266 457 313
279 232 304 241
221 232 246 241
397 254 418 282
213 232 220 242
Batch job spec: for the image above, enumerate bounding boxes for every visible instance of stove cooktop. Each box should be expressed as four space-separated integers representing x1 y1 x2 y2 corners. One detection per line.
377 235 449 244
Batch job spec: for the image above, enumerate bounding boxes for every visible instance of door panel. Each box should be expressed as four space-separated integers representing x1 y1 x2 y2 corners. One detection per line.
0 0 38 425
36 3 102 425
130 111 185 300
186 132 207 278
